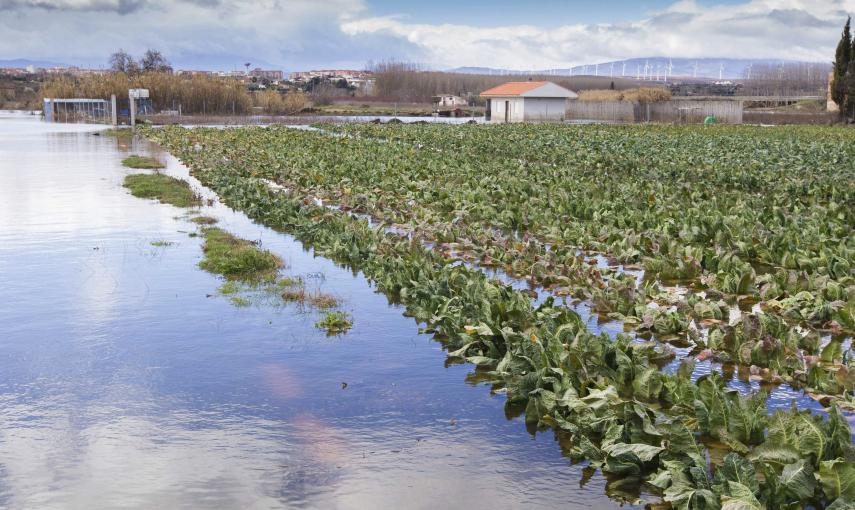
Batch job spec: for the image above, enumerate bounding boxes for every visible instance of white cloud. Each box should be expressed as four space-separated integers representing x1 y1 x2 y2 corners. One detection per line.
0 0 373 68
341 0 853 69
0 0 851 69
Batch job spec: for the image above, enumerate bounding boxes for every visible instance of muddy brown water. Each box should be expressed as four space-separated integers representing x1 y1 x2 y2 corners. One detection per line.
0 112 642 508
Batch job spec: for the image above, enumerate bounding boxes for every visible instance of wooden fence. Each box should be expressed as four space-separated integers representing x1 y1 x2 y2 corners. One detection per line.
567 100 744 124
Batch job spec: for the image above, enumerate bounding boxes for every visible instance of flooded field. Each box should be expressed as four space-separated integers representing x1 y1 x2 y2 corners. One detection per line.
142 121 855 510
0 113 638 508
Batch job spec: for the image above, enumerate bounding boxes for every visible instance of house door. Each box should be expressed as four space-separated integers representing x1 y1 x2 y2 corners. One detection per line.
504 100 510 123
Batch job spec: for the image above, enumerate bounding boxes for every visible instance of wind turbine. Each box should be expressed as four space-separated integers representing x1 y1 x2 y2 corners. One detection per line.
610 62 614 77
719 62 724 81
622 62 626 77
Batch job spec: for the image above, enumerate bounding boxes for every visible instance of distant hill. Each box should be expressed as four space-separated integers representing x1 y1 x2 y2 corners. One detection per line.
0 57 285 73
447 58 828 81
0 58 69 69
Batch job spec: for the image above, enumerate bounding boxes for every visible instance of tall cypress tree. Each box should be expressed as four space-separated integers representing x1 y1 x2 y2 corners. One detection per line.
831 17 851 115
845 60 855 120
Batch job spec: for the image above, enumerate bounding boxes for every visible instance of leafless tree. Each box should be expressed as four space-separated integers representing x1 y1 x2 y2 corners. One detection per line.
140 49 172 73
109 49 139 75
370 60 643 103
741 62 830 97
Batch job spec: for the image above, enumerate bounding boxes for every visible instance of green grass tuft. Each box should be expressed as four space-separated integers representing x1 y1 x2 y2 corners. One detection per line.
315 311 353 335
199 227 283 282
190 215 219 225
230 296 252 307
123 173 201 207
308 293 339 310
122 155 165 169
218 281 242 295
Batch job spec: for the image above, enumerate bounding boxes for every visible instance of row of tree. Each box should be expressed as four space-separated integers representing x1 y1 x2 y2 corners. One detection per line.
43 67 310 115
369 61 640 103
831 18 855 120
740 62 829 97
109 49 172 75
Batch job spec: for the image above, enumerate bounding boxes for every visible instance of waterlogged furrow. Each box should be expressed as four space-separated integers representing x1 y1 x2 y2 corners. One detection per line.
144 126 855 510
147 125 854 402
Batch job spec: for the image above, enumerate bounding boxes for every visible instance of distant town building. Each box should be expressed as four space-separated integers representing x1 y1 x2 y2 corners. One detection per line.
481 81 577 123
433 94 468 107
288 69 374 92
249 68 283 80
290 69 371 81
177 70 215 77
668 82 741 97
1 66 107 77
216 70 248 79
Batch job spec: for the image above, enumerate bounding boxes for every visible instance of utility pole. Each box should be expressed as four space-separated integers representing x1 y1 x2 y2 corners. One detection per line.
129 90 136 127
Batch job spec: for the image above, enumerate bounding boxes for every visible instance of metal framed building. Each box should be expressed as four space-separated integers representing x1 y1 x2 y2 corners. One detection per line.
43 97 114 124
481 81 578 123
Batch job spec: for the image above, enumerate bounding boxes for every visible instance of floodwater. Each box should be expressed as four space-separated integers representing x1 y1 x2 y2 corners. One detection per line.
0 111 638 509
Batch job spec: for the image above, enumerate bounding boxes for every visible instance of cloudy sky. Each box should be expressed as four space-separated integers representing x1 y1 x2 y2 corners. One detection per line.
0 0 850 70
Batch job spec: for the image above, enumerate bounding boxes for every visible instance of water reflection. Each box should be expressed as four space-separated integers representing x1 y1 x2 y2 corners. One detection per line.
0 113 631 509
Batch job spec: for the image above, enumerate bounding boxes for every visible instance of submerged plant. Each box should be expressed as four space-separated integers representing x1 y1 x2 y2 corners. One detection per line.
315 311 353 335
190 215 218 225
101 128 134 139
230 296 251 307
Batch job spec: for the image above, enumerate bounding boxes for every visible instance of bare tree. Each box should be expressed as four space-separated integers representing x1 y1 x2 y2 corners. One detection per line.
741 62 830 97
109 49 139 75
370 60 641 103
140 49 172 73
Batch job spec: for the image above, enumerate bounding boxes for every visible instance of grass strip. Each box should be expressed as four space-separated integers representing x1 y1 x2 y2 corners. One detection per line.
122 154 165 169
199 227 283 282
123 173 201 207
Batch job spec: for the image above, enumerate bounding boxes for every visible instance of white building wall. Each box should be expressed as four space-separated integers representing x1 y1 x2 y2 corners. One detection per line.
523 97 567 122
488 97 525 123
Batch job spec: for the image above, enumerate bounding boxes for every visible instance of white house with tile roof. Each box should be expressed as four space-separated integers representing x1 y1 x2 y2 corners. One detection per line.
481 81 578 123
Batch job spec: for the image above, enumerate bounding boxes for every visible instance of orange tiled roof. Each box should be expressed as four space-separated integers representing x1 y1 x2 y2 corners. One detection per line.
480 81 549 96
